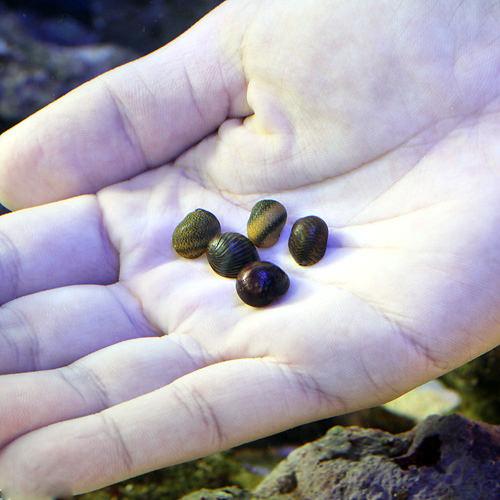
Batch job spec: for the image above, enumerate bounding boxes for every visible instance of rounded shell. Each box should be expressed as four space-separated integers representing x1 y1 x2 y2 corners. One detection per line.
172 209 221 259
207 232 259 278
247 199 287 248
288 215 328 266
236 261 290 307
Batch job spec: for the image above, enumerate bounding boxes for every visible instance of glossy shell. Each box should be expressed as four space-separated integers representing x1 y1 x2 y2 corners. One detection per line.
288 215 328 266
247 199 287 248
172 209 221 259
236 261 290 307
207 232 259 278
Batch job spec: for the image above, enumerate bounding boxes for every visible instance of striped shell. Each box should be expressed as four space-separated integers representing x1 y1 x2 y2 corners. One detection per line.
288 216 328 266
236 261 290 307
172 209 221 259
247 200 287 248
207 232 259 278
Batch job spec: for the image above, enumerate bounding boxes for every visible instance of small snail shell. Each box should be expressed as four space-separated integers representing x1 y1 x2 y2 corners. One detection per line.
247 199 287 248
207 232 259 278
288 215 328 266
172 209 221 259
236 261 290 307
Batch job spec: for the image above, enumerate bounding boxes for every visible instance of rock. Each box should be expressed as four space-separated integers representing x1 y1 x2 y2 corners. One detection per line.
441 347 500 424
0 4 136 126
253 414 500 500
181 487 251 500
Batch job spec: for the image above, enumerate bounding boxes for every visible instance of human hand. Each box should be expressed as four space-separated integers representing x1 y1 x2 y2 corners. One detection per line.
0 0 499 497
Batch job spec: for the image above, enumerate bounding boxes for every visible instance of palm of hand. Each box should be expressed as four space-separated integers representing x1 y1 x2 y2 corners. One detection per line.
0 0 499 497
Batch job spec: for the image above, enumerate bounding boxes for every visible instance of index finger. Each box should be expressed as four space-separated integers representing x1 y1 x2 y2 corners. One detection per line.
0 1 250 210
0 358 339 498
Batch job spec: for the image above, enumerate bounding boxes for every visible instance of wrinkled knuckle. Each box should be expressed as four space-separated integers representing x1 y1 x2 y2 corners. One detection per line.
171 382 225 449
97 412 135 476
96 75 147 169
0 228 20 305
397 327 449 373
0 303 40 372
273 361 347 414
66 363 110 410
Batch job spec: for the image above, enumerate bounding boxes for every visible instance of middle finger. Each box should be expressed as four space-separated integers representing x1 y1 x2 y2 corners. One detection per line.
0 282 157 374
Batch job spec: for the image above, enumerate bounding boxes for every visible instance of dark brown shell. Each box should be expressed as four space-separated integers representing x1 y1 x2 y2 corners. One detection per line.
247 199 287 248
172 209 221 259
288 216 328 266
207 232 259 278
236 261 290 307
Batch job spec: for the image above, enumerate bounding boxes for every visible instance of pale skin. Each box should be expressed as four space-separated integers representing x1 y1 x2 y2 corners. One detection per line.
0 0 499 497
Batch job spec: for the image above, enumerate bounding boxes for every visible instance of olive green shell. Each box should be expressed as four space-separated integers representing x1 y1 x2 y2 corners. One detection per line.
288 215 328 266
172 209 221 259
207 232 259 278
247 199 287 248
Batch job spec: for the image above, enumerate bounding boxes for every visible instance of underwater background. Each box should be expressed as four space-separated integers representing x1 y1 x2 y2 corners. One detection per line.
0 1 498 498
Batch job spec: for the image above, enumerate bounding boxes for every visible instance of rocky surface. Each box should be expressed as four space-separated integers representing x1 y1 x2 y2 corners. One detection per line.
186 414 500 500
256 414 500 499
441 347 500 424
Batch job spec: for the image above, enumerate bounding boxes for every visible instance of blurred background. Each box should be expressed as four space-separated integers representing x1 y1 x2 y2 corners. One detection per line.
0 0 222 131
0 1 498 498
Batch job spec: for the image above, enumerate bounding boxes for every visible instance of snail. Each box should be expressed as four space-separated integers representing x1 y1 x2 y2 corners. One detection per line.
172 209 221 259
247 199 287 248
288 215 328 266
236 261 290 307
207 232 259 278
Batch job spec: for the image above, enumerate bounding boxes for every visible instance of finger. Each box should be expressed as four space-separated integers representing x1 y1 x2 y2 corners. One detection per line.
0 195 118 304
0 1 251 209
0 283 158 374
0 359 340 498
0 333 209 450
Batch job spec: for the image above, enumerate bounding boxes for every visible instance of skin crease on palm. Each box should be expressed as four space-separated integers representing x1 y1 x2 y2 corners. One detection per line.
0 0 499 497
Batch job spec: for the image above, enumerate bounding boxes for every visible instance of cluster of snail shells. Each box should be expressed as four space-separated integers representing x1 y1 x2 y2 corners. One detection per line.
172 200 328 308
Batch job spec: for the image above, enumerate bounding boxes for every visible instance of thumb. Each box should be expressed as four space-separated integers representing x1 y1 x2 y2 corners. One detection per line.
0 0 253 210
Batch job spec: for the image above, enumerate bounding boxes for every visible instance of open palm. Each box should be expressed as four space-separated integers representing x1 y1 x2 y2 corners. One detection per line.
0 0 499 497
